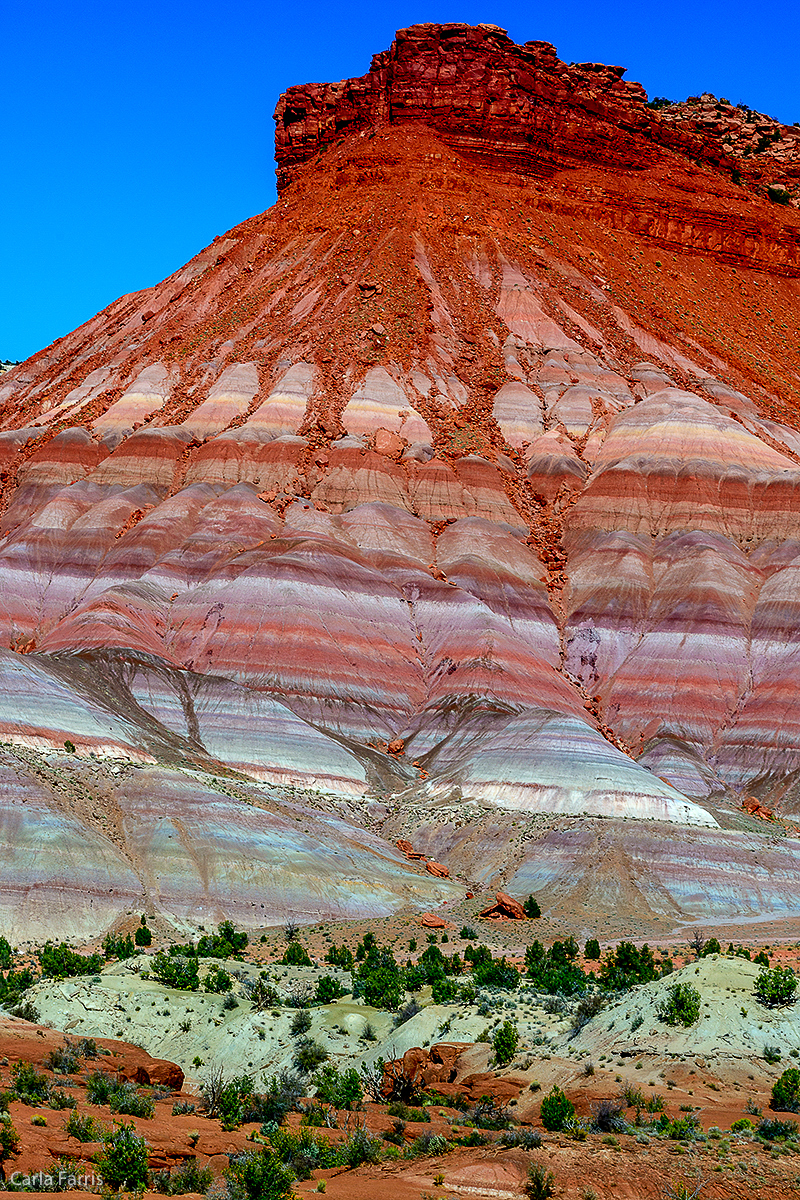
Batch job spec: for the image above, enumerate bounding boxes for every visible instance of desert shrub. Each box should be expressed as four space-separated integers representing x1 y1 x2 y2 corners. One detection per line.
754 950 771 968
764 1044 782 1064
460 926 477 940
65 1109 104 1142
523 896 541 918
500 1127 542 1149
755 966 798 1008
540 1086 575 1131
492 1020 519 1065
135 918 152 947
473 955 520 990
46 1042 81 1074
150 1159 213 1194
241 975 279 1011
524 1161 555 1200
203 965 233 994
525 941 586 995
334 1126 381 1167
85 1071 114 1105
102 932 135 961
570 991 607 1035
314 975 345 1004
281 942 312 967
11 1060 49 1104
312 1064 362 1110
151 952 200 991
387 1100 429 1122
0 937 12 971
109 1081 155 1119
584 939 601 960
657 982 701 1027
0 968 36 1014
431 974 458 1004
225 1149 295 1200
262 1124 338 1178
382 1117 406 1145
197 920 248 959
394 997 421 1027
658 1112 700 1140
469 1097 512 1130
0 1119 20 1169
590 1098 627 1132
172 1101 195 1116
256 1070 304 1126
74 1037 97 1059
758 1116 798 1140
407 1131 447 1157
324 944 354 970
599 942 662 990
38 942 102 979
47 1088 77 1110
290 1008 312 1036
353 943 405 1010
94 1121 149 1192
772 1068 800 1112
293 1039 328 1074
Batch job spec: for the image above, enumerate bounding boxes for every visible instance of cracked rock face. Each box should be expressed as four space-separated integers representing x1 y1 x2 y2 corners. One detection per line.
1 24 800 936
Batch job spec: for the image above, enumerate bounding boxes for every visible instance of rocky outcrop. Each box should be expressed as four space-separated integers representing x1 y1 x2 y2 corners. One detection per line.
479 891 527 920
274 24 732 191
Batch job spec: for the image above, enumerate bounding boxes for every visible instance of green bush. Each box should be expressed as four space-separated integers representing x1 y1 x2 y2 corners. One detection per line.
657 982 701 1027
0 937 12 970
540 1086 575 1131
772 1068 800 1112
11 1060 49 1104
293 1039 328 1074
203 965 233 994
354 944 404 1009
472 956 520 990
151 952 200 991
150 1159 213 1194
524 940 586 995
524 1161 555 1200
492 1020 519 1065
324 944 354 970
755 966 798 1008
0 967 35 1013
38 942 102 980
109 1082 154 1120
314 976 345 1004
261 1125 339 1177
290 1008 312 1036
65 1109 104 1142
102 932 135 961
599 942 662 990
281 943 312 967
584 939 600 961
312 1064 363 1109
523 896 541 918
94 1122 149 1191
197 920 248 960
225 1149 295 1200
759 1116 798 1140
0 1119 19 1168
135 918 152 947
254 1071 304 1126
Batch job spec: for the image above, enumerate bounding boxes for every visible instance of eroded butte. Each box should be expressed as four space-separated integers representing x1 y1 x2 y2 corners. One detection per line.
2 23 800 939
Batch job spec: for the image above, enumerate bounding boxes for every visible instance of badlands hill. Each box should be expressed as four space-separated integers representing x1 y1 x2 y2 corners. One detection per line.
1 24 800 940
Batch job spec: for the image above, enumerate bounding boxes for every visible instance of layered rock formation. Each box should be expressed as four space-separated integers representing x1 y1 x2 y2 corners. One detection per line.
2 25 800 935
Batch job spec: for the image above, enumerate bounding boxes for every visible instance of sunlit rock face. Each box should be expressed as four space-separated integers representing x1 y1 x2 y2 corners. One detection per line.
2 24 800 935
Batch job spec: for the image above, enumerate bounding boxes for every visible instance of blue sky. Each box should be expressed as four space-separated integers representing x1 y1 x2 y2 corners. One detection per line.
2 0 798 362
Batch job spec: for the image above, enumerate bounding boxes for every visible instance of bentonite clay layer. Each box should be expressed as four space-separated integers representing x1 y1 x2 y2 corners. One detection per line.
1 24 800 936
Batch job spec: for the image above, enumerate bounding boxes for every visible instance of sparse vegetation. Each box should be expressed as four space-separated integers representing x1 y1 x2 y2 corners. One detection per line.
657 982 701 1027
754 966 798 1008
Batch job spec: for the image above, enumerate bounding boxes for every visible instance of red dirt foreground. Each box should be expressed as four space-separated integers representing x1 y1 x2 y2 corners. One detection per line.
0 1014 799 1199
